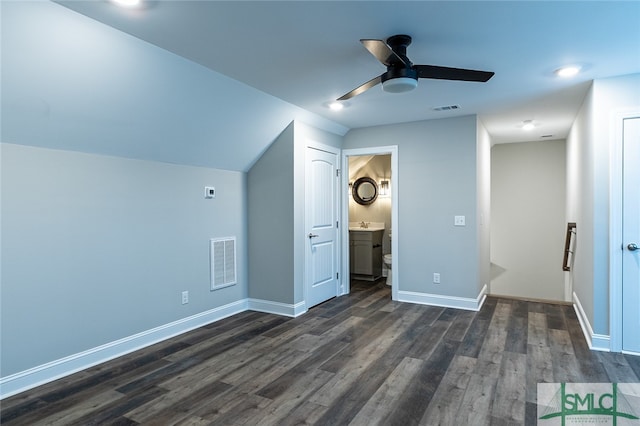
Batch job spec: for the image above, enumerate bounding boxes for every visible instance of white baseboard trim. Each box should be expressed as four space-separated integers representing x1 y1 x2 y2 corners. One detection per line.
1 284 492 400
572 291 611 352
248 298 307 318
397 284 487 311
0 299 249 400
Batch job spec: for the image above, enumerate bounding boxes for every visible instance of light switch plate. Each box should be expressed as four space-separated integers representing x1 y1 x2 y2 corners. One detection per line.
204 187 216 199
454 215 466 226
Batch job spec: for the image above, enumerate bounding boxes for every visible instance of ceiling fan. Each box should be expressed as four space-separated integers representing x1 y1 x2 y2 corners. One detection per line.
337 34 494 101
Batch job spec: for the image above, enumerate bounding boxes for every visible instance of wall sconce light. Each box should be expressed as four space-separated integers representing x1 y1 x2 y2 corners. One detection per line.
380 180 390 196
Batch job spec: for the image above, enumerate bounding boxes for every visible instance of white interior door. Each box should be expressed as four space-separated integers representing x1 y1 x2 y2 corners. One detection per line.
305 146 339 308
622 116 640 353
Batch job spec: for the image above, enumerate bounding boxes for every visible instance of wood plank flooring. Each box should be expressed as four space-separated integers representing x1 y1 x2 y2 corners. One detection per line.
2 280 640 425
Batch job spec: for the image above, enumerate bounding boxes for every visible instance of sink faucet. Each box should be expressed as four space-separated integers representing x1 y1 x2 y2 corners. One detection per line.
360 221 368 228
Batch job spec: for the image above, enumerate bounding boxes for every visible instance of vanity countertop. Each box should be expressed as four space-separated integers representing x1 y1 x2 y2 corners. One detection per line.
348 222 385 232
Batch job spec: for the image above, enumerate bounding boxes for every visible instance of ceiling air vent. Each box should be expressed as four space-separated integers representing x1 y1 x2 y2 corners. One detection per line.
433 104 461 112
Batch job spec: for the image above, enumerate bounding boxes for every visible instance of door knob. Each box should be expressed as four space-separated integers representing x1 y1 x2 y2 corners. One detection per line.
628 243 639 251
308 233 319 239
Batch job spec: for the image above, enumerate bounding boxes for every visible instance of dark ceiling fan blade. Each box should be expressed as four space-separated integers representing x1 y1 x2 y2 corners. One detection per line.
415 65 494 82
360 39 407 67
337 75 383 101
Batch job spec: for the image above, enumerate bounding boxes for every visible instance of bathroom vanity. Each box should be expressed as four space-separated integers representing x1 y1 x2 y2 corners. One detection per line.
349 225 384 281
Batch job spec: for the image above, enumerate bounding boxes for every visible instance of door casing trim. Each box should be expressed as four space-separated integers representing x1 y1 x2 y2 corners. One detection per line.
341 146 399 300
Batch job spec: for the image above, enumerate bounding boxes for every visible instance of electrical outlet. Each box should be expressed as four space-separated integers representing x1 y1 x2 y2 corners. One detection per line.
182 291 189 304
433 273 441 284
454 216 466 226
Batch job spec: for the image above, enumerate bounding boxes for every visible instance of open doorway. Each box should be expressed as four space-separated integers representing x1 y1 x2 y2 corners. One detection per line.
490 140 567 302
341 146 398 300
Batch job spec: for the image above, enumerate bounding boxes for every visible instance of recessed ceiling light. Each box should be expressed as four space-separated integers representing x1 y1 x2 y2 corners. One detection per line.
327 101 347 111
555 66 581 78
522 120 535 131
111 0 141 7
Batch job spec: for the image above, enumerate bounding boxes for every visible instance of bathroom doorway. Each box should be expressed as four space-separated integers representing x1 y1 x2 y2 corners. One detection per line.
341 146 398 300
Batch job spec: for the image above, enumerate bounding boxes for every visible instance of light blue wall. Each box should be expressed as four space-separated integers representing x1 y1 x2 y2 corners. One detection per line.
248 121 342 306
566 87 596 326
1 0 348 384
0 143 247 376
344 116 481 299
567 73 640 335
592 74 640 335
248 124 295 303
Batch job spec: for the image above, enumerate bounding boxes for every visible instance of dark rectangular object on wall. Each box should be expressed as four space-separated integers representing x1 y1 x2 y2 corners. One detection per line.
563 222 577 271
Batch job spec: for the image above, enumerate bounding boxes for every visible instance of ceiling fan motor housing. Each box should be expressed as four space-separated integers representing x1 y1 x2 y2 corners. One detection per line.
381 34 418 92
381 67 418 83
386 34 413 59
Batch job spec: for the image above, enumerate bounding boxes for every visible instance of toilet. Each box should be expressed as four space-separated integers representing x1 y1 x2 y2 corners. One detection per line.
383 230 392 286
383 254 392 286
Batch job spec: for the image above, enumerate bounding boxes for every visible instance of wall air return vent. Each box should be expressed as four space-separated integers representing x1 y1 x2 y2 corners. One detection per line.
210 237 237 290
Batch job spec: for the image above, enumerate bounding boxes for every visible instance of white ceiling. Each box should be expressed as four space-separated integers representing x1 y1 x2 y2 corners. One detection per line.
56 0 640 144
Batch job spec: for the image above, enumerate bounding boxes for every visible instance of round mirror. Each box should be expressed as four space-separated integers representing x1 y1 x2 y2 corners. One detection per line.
352 177 378 205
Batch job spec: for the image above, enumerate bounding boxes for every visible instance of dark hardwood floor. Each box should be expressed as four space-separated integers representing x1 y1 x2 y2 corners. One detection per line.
2 280 639 425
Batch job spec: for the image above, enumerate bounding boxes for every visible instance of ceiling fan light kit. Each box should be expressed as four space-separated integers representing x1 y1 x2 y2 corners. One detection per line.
382 77 418 93
338 34 494 101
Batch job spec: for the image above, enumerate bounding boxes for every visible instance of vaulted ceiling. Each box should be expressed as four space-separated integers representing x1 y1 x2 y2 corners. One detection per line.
56 1 640 143
3 1 639 171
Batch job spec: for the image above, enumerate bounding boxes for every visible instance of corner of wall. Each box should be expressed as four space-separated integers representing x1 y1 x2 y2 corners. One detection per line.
566 74 640 340
565 82 596 331
476 118 491 296
247 124 295 304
